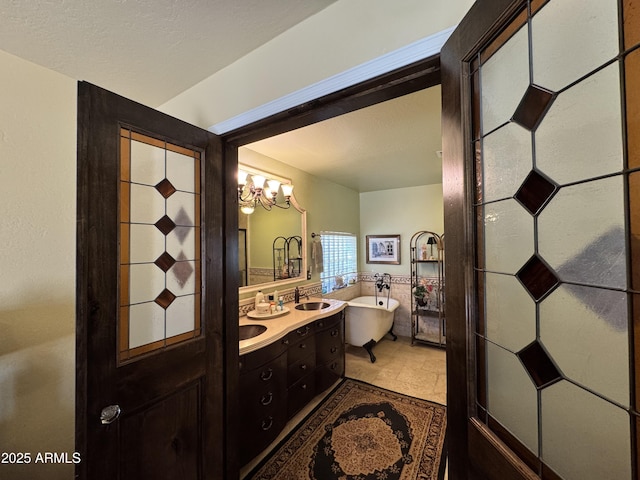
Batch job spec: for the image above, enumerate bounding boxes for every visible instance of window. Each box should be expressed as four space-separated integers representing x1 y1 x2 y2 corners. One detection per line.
319 232 357 293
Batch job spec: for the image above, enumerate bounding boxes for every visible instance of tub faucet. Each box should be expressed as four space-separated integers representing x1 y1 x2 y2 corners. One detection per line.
375 273 391 292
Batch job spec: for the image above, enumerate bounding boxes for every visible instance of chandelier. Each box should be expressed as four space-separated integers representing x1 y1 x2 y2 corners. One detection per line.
237 168 294 215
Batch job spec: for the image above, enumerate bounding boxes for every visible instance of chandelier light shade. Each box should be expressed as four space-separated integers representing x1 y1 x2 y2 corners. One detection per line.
238 167 294 214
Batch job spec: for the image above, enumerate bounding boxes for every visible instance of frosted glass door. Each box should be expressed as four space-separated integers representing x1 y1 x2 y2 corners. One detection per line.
471 1 639 478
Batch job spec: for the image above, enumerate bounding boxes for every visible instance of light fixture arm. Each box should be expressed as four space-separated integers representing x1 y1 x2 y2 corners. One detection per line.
237 166 294 213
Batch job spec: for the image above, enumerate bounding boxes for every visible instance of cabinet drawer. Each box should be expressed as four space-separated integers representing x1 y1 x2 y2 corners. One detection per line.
316 356 344 393
240 338 288 372
287 336 316 366
316 324 343 365
238 409 287 466
314 312 342 332
288 353 316 386
285 324 315 345
287 374 316 419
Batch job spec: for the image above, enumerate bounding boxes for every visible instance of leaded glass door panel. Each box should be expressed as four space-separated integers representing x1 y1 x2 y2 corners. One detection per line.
442 1 639 478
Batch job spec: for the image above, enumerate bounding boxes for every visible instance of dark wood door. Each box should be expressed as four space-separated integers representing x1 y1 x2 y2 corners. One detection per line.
76 82 237 480
442 1 638 479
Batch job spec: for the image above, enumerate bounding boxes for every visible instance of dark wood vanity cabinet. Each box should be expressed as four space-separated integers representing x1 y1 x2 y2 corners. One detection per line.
286 323 318 418
239 309 345 466
238 338 288 466
315 311 345 392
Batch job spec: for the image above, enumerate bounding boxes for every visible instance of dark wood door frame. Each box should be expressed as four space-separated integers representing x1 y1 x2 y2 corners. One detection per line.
222 55 441 147
222 53 443 475
441 1 542 479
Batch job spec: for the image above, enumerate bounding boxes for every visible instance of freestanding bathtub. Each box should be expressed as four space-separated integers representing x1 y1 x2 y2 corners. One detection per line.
345 296 400 363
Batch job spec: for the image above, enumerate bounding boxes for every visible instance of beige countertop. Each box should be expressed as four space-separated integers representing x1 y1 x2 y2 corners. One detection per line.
239 297 347 355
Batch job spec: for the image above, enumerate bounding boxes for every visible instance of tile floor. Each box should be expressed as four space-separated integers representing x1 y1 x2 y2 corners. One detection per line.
345 335 447 405
241 335 448 479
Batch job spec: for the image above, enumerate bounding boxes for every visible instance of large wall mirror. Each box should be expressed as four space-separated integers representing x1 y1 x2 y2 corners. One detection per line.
238 163 307 294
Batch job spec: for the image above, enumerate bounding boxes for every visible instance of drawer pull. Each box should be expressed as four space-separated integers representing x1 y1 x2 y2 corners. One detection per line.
317 321 324 328
260 368 273 381
296 326 310 336
330 362 338 370
260 392 273 406
331 329 339 337
301 384 308 390
282 339 290 345
330 346 337 354
261 416 274 431
300 364 307 370
299 343 307 349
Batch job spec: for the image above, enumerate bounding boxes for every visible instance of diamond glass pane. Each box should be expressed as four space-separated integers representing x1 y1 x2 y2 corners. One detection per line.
485 272 536 352
512 85 554 131
487 342 539 455
517 340 562 388
481 25 530 134
155 215 176 235
541 381 631 480
540 285 629 406
538 176 627 289
155 252 176 273
531 0 620 91
483 199 534 274
535 63 623 185
482 123 532 202
155 178 177 198
514 170 557 215
516 255 559 301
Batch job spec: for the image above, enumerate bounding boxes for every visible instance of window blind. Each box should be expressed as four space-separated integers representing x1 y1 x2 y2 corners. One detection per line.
319 232 357 293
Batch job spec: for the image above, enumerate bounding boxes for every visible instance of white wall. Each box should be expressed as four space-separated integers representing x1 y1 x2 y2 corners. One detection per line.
0 49 77 479
359 185 444 276
159 0 475 129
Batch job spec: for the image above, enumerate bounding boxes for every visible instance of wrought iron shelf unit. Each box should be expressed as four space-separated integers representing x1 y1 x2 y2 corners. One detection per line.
409 230 445 348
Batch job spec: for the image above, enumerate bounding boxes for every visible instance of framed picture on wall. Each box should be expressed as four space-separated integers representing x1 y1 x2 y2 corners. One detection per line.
366 234 401 264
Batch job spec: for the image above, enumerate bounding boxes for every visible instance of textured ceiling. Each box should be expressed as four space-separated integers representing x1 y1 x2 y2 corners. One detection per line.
245 86 443 192
0 0 337 106
1 0 443 191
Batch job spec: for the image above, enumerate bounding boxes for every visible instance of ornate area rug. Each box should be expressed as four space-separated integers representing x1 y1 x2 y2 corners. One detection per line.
247 378 447 480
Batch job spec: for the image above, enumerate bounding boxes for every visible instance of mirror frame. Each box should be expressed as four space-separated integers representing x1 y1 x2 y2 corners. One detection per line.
238 164 307 294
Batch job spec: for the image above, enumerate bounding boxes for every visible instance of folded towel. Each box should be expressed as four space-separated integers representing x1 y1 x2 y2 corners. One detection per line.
312 239 323 273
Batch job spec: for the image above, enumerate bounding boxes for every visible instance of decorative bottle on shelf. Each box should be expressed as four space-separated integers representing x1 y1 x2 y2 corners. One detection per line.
421 244 428 260
255 290 264 307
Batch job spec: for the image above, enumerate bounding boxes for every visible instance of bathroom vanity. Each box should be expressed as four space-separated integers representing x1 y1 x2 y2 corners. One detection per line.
238 299 346 466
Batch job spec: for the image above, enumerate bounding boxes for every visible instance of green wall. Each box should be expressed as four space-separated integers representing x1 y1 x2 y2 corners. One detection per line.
359 184 444 276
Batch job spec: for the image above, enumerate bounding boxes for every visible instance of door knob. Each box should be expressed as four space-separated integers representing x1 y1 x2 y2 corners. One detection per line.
100 405 121 425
